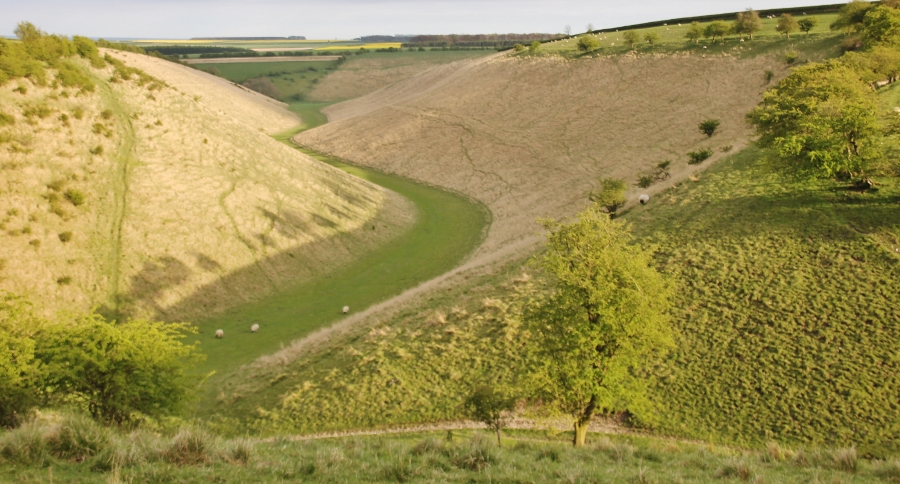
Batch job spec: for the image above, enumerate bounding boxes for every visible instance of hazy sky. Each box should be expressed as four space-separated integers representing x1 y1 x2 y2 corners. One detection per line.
2 0 835 40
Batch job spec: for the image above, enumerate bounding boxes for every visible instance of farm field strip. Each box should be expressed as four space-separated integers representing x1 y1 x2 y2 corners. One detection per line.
183 56 341 64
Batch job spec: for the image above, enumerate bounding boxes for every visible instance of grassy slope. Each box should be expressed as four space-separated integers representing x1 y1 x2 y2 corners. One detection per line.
223 130 900 457
306 50 494 102
4 426 896 483
195 123 489 405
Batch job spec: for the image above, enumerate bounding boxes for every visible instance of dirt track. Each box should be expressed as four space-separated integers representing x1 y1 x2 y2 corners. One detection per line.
297 52 788 265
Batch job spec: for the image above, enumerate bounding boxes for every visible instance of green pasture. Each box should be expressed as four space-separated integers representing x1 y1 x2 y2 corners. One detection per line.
4 422 895 483
194 108 489 405
129 40 362 50
537 13 841 58
200 60 339 101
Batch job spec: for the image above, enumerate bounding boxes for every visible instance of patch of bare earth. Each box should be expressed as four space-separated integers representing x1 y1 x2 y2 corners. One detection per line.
298 52 787 265
0 51 414 321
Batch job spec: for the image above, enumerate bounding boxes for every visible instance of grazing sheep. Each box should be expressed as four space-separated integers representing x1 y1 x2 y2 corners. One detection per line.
251 324 259 333
343 305 350 314
215 329 224 339
639 194 650 205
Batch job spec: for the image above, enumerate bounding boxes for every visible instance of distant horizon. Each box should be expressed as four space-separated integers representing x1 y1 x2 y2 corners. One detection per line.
2 0 838 40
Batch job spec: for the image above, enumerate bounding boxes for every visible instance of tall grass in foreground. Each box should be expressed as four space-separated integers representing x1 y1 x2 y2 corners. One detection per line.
1 413 897 483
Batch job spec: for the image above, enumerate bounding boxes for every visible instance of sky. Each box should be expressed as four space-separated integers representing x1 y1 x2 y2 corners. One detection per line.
2 0 836 40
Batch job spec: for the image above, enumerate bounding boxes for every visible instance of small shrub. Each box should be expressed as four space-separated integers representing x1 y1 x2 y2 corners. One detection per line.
55 62 95 92
92 123 104 134
513 44 526 52
47 413 111 462
638 175 654 188
72 107 84 120
764 70 775 83
89 145 103 155
577 36 600 53
657 160 671 170
783 50 799 64
100 109 113 120
0 422 50 465
22 104 52 119
0 112 14 126
721 145 733 152
64 189 86 206
47 179 66 192
447 434 496 471
714 460 754 480
58 231 72 242
226 438 252 465
589 177 628 213
832 447 857 473
688 148 713 164
57 276 71 285
22 226 31 235
13 85 27 95
161 427 217 465
699 119 721 137
28 239 40 248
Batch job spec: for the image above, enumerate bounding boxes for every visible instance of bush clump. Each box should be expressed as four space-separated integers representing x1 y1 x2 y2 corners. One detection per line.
64 188 85 206
687 148 714 164
57 231 72 242
588 177 627 213
54 62 94 92
699 119 721 137
0 112 14 126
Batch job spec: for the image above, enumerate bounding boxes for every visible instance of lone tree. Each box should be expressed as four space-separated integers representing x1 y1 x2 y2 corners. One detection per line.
623 30 641 48
577 35 600 53
798 17 819 35
644 32 661 46
699 119 721 137
529 40 541 53
464 385 517 446
747 59 881 178
734 9 763 40
830 0 874 33
777 14 800 39
588 177 627 214
705 20 730 42
685 21 703 43
525 207 674 447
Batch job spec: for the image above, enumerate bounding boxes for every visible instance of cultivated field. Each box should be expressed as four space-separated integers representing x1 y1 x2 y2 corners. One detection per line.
183 56 341 64
306 50 495 102
0 50 414 323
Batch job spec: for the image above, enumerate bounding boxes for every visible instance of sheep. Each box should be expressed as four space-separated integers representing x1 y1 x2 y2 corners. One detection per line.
215 329 224 339
639 194 650 205
251 324 259 333
343 305 350 314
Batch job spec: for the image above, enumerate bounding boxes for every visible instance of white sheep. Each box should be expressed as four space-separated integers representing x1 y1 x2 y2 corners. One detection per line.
215 329 224 338
251 324 259 333
639 194 650 205
343 305 350 314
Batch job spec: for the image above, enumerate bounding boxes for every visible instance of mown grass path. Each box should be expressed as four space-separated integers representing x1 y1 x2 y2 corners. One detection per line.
195 103 489 386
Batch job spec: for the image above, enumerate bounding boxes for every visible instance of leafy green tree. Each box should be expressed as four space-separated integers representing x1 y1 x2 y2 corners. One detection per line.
842 46 900 84
734 9 763 40
644 32 661 46
748 60 881 178
685 21 703 43
861 6 900 46
35 312 205 425
513 43 526 52
0 293 41 428
577 36 600 53
463 385 516 446
777 14 800 39
525 208 674 447
529 41 541 53
588 178 627 213
623 30 641 48
13 22 43 42
831 0 874 33
705 20 730 42
798 17 819 35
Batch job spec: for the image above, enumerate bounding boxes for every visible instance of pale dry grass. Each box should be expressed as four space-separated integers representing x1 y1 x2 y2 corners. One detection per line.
307 51 493 103
298 52 788 265
0 52 414 321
